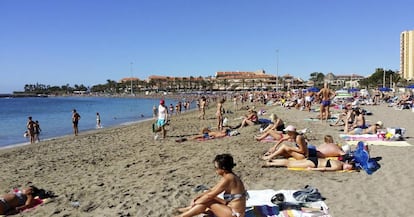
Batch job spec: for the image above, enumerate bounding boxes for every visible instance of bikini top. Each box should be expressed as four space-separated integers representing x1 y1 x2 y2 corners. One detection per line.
223 192 248 202
14 191 27 206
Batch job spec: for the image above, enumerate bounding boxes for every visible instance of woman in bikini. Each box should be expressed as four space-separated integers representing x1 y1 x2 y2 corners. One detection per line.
175 154 247 217
216 98 226 130
0 186 54 215
255 113 285 141
238 109 259 128
262 125 308 161
175 127 231 142
262 157 354 171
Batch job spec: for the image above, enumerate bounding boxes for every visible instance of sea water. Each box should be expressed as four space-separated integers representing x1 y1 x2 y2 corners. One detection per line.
0 96 186 148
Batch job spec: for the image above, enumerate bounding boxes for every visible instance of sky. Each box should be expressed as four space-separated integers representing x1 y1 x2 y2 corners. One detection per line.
1 0 413 93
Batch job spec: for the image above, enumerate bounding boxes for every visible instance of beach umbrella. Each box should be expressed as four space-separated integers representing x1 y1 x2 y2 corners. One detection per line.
348 87 360 93
379 87 392 92
334 94 353 98
307 87 320 92
406 84 414 89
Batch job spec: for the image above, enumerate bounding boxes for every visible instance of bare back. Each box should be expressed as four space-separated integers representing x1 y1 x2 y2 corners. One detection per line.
319 87 334 101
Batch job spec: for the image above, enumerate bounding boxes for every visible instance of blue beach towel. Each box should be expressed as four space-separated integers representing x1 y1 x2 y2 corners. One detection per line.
245 205 279 217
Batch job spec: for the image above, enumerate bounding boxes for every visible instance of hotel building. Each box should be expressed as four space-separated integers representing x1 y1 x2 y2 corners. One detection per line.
400 30 414 80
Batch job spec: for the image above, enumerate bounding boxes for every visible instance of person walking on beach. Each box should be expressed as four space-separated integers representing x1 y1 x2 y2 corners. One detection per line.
198 96 206 120
317 82 335 122
216 98 225 130
157 99 169 139
26 116 36 144
34 120 41 142
152 105 157 119
96 112 101 128
169 104 174 115
175 154 247 217
72 109 81 136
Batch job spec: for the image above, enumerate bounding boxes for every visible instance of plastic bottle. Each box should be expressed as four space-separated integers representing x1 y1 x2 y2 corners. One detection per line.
71 201 80 208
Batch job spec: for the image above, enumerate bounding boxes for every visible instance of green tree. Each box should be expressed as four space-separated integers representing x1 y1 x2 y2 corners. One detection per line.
359 68 401 89
309 72 325 87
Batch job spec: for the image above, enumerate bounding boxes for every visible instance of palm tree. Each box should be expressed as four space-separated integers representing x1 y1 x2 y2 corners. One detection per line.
182 77 188 90
189 76 195 90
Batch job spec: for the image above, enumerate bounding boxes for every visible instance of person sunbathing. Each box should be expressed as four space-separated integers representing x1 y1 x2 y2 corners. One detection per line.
262 157 354 171
344 108 366 132
238 109 259 128
330 105 352 127
255 113 285 141
316 135 346 158
0 185 55 215
346 121 383 135
175 127 231 142
262 125 308 161
175 154 247 217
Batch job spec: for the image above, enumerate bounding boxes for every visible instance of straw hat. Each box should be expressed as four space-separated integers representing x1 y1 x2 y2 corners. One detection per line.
376 121 383 128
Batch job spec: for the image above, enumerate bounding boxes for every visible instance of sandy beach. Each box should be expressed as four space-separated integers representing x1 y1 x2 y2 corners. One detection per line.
1 101 413 217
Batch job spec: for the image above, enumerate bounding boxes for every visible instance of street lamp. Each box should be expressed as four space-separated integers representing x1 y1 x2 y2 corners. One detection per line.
276 49 279 91
130 62 133 95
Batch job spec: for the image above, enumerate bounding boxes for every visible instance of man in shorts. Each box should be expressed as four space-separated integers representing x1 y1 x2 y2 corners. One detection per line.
72 109 81 136
317 83 335 122
157 99 169 139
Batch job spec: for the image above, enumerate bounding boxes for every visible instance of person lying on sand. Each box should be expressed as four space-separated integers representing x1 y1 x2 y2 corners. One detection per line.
0 185 55 215
255 113 285 141
345 121 383 135
262 125 308 161
175 127 232 142
175 154 247 217
262 157 354 171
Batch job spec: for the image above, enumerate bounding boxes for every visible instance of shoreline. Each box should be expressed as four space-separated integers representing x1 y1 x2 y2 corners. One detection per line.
0 116 157 151
0 95 199 149
1 105 200 151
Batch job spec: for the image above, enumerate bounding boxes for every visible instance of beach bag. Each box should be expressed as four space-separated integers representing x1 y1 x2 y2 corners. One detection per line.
292 185 323 202
229 130 240 136
152 122 160 133
353 141 380 175
223 117 229 126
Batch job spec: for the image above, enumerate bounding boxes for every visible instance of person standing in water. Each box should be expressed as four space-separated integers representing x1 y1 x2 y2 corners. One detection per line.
72 109 81 136
26 116 36 144
96 112 101 128
34 120 41 142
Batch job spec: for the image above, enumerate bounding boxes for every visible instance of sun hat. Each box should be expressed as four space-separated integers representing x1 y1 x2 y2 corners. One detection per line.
283 125 296 132
376 121 383 127
160 99 165 105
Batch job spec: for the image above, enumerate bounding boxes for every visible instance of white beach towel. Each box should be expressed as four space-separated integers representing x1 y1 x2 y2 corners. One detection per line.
244 189 330 217
346 140 412 147
339 134 382 141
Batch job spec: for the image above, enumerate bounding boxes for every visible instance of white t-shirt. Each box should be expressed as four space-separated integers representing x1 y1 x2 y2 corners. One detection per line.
158 105 167 120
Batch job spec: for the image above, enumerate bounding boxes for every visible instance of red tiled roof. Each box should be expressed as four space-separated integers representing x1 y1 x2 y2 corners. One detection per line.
119 77 140 83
